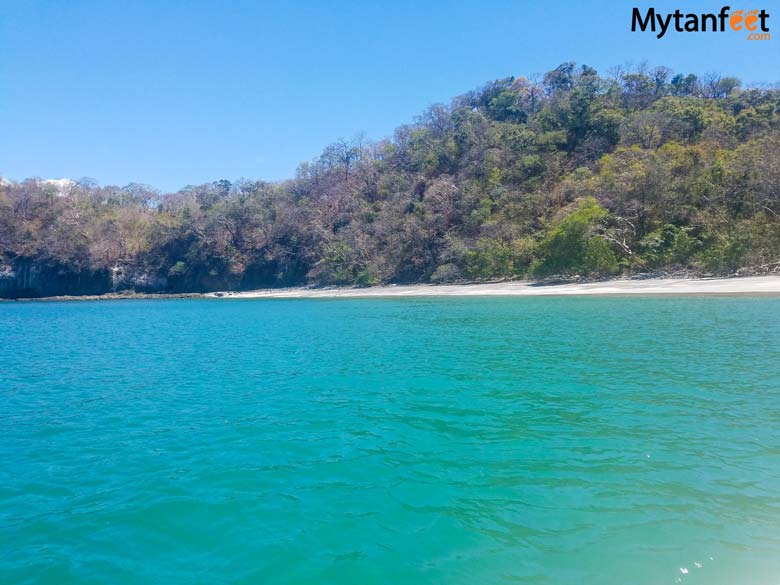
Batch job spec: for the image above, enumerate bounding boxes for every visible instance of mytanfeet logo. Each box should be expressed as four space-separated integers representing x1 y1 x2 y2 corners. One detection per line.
632 6 771 40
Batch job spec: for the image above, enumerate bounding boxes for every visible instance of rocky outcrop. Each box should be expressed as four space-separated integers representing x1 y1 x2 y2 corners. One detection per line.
0 259 113 298
0 258 233 298
0 258 177 298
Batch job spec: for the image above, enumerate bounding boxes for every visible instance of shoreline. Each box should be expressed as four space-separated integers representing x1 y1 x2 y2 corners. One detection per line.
210 275 780 299
0 292 206 303
3 275 780 302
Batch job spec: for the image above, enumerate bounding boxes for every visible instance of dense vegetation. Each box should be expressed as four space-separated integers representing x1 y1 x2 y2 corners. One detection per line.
2 63 779 297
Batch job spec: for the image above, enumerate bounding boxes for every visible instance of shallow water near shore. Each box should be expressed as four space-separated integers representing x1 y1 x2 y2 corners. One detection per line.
1 297 780 584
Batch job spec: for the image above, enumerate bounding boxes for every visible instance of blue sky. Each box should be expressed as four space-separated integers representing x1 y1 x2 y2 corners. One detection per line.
1 0 778 191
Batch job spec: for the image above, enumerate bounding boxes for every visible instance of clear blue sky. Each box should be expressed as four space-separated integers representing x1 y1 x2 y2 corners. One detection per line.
1 0 778 191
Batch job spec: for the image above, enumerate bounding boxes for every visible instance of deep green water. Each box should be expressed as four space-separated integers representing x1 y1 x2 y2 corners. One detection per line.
1 297 780 584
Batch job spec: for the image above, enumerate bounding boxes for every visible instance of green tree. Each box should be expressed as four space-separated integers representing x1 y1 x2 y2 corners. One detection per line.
533 197 618 277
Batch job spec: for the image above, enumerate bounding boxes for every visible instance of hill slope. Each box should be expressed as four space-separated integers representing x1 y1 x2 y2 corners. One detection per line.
1 63 779 298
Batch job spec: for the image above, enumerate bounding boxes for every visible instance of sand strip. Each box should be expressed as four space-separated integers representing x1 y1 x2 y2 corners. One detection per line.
208 275 780 299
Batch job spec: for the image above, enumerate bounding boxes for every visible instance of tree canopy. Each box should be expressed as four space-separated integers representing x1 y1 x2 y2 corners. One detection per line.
2 63 779 297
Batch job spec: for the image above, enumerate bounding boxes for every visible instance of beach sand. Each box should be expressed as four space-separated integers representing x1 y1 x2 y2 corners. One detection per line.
209 275 780 299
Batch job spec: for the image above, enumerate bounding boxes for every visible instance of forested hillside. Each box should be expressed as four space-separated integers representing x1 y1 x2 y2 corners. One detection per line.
2 63 779 298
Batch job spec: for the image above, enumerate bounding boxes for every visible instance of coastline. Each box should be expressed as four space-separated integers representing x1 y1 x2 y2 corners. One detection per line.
0 291 206 303
212 275 780 299
4 275 780 302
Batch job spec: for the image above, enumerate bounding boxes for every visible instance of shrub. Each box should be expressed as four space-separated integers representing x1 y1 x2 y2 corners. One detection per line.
431 263 462 283
168 261 188 276
465 239 516 280
533 197 618 277
639 224 701 267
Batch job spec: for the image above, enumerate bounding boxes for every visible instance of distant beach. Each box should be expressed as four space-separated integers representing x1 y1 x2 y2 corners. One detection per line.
5 275 780 302
211 275 780 299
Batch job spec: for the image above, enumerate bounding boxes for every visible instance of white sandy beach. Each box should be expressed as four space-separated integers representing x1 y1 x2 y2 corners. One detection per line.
209 275 780 299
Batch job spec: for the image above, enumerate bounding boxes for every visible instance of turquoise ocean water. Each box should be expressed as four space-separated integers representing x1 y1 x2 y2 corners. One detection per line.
1 297 779 584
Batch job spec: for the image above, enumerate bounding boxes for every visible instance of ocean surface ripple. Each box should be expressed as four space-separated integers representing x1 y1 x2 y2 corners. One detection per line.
1 297 779 584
